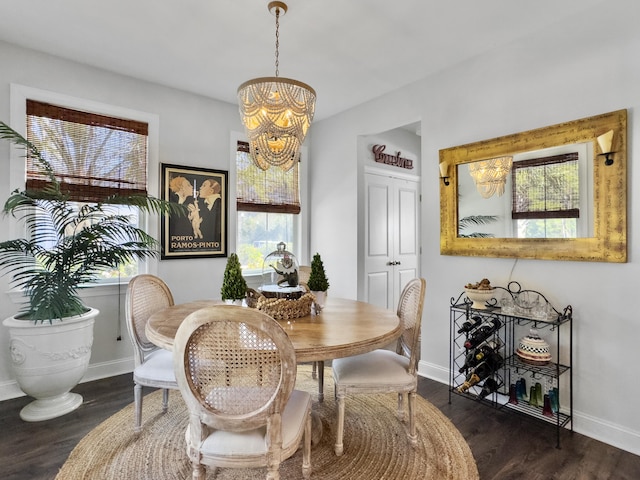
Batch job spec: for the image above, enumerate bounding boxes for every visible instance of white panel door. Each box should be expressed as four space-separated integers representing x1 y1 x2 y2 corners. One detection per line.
363 173 420 309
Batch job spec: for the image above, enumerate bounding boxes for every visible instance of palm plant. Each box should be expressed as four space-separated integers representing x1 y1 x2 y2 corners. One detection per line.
0 121 184 322
458 215 498 238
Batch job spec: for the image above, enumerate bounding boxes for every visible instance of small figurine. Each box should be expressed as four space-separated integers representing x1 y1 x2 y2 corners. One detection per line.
271 254 299 287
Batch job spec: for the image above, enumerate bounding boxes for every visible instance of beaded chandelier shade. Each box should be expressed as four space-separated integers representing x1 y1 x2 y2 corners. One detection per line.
468 156 513 198
237 2 316 171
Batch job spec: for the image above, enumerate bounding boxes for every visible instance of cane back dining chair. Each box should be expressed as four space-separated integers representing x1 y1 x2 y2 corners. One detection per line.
125 274 179 434
297 265 312 289
297 266 324 388
277 265 325 398
173 305 312 480
331 277 426 456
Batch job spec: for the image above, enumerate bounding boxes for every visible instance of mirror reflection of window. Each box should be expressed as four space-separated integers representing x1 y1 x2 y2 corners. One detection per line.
457 142 593 239
511 152 579 238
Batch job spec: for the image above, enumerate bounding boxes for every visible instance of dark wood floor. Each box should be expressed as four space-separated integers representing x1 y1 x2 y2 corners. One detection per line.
2 373 639 480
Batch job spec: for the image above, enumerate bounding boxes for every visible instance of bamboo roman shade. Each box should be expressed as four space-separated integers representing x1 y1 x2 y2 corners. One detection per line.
236 140 301 214
26 100 148 203
511 152 579 220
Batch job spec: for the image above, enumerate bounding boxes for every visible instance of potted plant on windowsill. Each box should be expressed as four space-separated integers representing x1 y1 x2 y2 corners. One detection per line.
221 252 248 305
307 252 330 308
0 122 182 421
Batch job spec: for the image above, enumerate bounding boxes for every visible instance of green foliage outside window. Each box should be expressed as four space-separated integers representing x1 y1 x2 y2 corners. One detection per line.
237 211 295 271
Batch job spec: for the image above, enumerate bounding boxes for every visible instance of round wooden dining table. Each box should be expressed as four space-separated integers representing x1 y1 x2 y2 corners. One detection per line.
146 296 401 363
146 296 400 441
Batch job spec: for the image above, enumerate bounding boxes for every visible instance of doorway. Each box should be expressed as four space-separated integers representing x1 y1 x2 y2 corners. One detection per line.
357 123 421 309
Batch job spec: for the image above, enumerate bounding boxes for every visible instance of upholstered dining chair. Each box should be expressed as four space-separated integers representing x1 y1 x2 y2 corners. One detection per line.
173 305 312 480
125 274 179 434
331 277 426 456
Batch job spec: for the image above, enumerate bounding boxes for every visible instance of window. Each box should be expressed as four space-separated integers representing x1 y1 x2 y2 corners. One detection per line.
236 141 300 273
511 152 579 238
25 99 150 280
26 100 148 200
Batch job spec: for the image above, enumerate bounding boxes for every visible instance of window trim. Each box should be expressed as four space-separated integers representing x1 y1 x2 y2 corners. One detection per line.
9 83 161 279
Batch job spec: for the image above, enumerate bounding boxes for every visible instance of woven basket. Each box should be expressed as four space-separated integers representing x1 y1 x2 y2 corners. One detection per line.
246 288 315 320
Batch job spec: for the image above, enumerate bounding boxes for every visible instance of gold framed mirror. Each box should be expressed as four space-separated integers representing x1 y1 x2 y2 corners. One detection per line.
440 109 627 262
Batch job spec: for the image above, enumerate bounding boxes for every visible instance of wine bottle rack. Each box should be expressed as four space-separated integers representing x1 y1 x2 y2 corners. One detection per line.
449 282 573 448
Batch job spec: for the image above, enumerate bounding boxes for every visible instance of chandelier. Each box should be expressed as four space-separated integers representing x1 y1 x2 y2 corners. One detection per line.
468 156 513 198
237 1 316 171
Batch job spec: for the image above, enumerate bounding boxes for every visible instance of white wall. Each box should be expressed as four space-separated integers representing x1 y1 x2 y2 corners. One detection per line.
309 1 640 455
0 41 244 394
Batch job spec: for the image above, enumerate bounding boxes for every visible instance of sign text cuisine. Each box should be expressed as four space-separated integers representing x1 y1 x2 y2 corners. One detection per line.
372 144 414 170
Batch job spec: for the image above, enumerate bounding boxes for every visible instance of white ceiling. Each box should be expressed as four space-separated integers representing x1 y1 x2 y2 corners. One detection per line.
0 0 609 121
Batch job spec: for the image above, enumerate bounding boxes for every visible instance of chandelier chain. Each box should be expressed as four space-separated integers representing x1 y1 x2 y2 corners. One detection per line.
274 7 280 77
237 1 316 170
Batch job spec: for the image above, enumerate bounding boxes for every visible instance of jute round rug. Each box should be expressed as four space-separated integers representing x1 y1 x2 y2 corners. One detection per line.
56 366 478 479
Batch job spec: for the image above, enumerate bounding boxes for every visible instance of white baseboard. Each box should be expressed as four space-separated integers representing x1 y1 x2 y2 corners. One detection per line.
418 359 449 384
0 380 24 401
572 409 640 457
0 357 134 402
416 359 640 457
81 357 134 383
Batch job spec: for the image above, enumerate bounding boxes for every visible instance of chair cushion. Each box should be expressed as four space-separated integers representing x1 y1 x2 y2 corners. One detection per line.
134 348 176 385
197 390 311 456
332 349 414 386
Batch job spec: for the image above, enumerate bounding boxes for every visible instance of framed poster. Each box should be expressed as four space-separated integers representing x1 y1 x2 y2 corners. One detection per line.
160 163 228 259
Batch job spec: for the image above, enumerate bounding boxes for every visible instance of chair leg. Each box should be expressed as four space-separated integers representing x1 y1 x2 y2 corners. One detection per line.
162 388 169 413
335 393 345 456
191 462 206 479
266 462 281 480
408 391 418 446
317 360 325 403
312 361 317 380
134 383 143 434
302 409 312 479
396 392 405 422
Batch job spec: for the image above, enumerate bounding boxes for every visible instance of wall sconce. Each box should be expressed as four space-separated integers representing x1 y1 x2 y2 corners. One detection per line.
597 130 615 166
439 161 450 186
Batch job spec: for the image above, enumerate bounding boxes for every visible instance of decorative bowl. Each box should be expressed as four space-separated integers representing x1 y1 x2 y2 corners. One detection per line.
464 288 496 309
516 329 552 365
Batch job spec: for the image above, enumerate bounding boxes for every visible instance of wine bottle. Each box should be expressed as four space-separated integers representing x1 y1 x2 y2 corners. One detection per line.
458 340 501 373
464 318 501 349
456 373 481 393
457 356 502 393
457 315 483 334
478 377 500 399
457 345 503 393
458 361 494 393
458 350 478 373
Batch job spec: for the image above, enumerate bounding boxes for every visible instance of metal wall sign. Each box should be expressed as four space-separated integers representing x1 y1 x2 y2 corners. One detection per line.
372 144 414 170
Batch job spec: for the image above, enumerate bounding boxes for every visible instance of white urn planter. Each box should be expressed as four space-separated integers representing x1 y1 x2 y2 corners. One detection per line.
3 308 99 422
312 290 327 309
224 299 244 306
